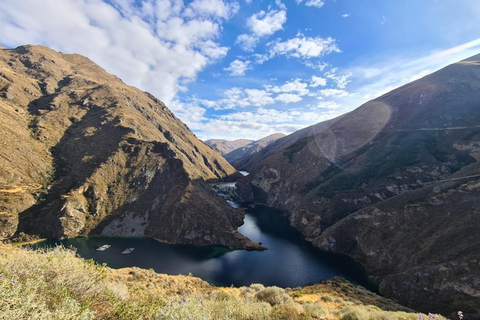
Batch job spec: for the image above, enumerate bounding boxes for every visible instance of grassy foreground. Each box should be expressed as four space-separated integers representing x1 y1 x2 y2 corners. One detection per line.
0 242 447 320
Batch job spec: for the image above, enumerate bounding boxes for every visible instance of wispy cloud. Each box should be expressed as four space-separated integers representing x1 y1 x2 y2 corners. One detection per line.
296 0 325 9
268 33 340 59
236 5 287 52
224 59 252 76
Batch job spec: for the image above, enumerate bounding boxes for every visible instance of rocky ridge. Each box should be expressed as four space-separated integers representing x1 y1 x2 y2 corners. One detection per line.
0 45 258 249
237 53 480 315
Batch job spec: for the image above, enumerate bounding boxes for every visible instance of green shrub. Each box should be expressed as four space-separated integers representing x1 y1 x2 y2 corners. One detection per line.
270 304 304 320
249 283 265 292
304 303 327 318
154 296 271 320
369 311 398 320
255 287 294 306
341 307 370 320
321 295 335 302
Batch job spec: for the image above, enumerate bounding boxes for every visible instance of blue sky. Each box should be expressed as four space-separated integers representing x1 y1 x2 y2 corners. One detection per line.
1 0 480 140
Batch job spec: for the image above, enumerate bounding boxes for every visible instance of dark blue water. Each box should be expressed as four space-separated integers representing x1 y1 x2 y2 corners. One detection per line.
31 205 376 291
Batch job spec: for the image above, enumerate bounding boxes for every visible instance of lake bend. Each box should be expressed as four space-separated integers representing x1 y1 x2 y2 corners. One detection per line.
30 204 376 291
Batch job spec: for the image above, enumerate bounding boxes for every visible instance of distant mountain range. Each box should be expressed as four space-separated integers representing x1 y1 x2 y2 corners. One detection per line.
205 133 285 170
224 133 286 170
237 54 480 315
204 138 253 155
0 45 261 250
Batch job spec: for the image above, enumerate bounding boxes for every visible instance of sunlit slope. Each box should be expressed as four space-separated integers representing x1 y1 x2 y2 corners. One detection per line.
0 45 253 249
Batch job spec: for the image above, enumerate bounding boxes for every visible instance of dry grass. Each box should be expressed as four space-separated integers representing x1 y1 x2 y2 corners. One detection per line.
0 242 449 320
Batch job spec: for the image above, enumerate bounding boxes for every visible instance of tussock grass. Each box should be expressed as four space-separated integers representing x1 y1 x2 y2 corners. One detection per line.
0 243 449 320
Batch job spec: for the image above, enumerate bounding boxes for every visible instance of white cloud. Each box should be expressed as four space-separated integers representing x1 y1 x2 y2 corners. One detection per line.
248 9 287 37
314 100 340 110
325 68 351 88
184 0 239 19
409 69 432 82
235 34 259 52
268 33 340 59
252 53 270 64
206 78 310 110
198 38 480 140
304 61 329 71
224 59 252 76
310 75 327 87
341 13 351 18
0 0 235 105
195 107 342 140
276 93 303 103
270 79 310 95
319 88 352 97
296 0 325 8
235 6 287 52
348 37 480 102
245 89 275 106
305 0 325 8
169 100 207 128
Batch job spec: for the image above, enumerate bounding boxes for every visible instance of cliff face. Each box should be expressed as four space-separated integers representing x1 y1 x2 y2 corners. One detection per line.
224 133 286 170
315 166 480 315
237 54 480 314
0 45 252 249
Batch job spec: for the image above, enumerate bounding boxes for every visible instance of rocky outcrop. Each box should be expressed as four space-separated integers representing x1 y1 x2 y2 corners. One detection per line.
0 45 251 249
315 169 480 316
237 53 480 314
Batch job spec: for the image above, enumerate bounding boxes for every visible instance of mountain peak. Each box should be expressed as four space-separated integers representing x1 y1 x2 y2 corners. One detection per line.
0 44 256 249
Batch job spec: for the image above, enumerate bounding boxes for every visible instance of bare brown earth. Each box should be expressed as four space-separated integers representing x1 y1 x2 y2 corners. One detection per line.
237 54 480 316
0 45 261 249
204 138 253 155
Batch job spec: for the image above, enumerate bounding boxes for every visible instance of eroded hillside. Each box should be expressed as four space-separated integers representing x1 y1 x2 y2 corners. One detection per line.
0 45 256 249
237 54 480 315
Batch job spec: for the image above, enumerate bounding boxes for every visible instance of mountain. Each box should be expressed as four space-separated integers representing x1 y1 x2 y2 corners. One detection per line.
0 45 262 250
224 133 286 170
204 138 253 155
237 54 480 315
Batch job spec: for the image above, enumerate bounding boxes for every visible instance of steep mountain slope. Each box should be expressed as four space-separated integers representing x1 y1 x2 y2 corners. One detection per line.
237 54 480 314
224 133 286 170
204 138 253 155
0 45 258 249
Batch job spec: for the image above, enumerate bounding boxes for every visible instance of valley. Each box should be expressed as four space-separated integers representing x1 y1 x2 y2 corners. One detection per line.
1 44 479 319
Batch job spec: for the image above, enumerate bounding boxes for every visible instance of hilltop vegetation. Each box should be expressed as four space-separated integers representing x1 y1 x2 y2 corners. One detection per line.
0 242 444 320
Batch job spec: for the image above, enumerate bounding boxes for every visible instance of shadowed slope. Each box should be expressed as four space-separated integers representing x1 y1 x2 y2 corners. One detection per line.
237 53 480 315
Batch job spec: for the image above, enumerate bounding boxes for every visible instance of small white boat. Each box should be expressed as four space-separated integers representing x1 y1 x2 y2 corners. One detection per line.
122 247 135 254
96 244 111 251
